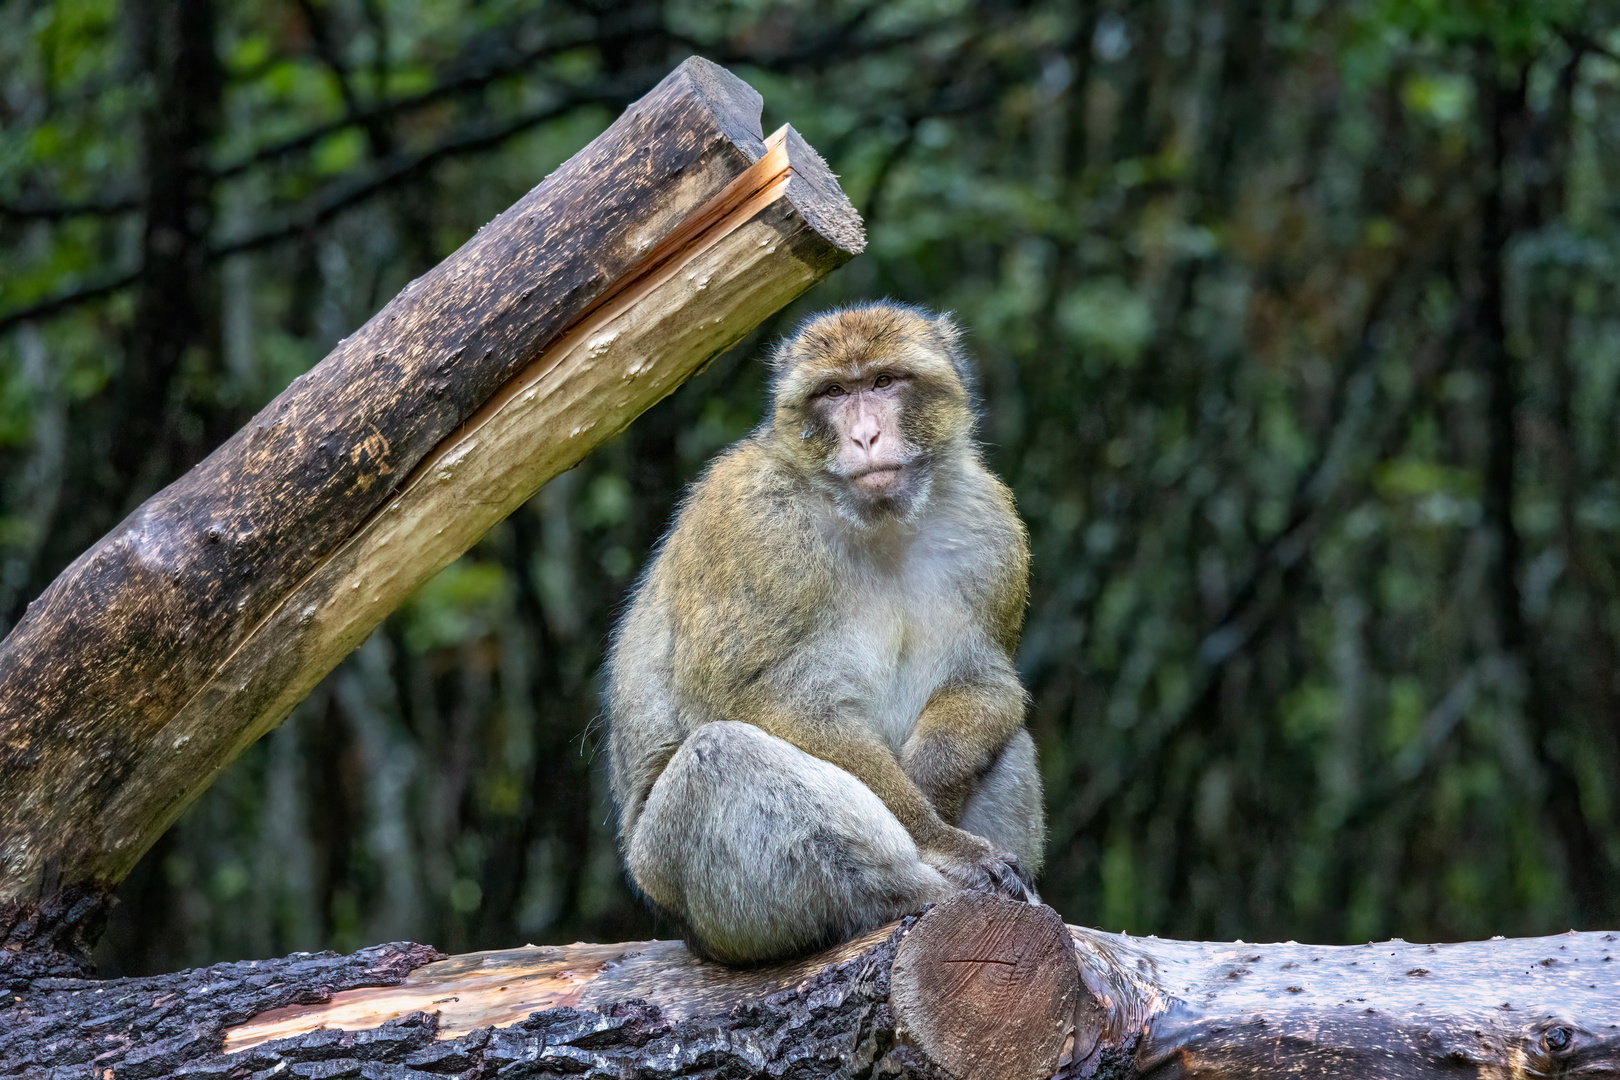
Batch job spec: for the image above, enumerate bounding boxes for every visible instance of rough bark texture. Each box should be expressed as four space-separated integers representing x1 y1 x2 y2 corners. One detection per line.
10 899 1613 1079
0 58 861 953
1 941 442 1078
2 930 904 1079
1066 925 1620 1078
137 127 855 855
223 922 900 1052
0 882 112 982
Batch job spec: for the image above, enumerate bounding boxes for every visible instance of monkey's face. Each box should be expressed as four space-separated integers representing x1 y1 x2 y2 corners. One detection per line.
770 305 975 521
814 371 914 499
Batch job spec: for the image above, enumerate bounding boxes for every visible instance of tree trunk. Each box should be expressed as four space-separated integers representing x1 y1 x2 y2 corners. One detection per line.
118 0 223 501
0 56 862 971
4 895 1616 1079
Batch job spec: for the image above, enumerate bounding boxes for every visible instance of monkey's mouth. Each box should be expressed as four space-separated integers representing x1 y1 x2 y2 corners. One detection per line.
849 465 905 495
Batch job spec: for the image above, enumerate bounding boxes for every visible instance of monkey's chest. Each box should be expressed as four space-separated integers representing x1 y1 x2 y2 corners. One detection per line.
839 585 969 753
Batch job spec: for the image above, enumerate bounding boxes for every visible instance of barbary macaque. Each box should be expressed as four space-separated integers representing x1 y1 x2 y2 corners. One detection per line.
605 302 1043 965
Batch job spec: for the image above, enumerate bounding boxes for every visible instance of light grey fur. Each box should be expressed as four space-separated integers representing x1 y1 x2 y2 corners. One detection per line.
957 727 1045 866
627 721 954 964
607 557 1046 961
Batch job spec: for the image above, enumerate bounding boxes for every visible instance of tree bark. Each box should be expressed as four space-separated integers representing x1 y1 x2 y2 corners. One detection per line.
0 57 862 967
4 895 1616 1079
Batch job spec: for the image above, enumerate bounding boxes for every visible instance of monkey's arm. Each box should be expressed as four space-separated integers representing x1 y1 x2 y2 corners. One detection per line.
899 664 1028 825
744 703 1024 897
748 710 949 841
902 468 1032 825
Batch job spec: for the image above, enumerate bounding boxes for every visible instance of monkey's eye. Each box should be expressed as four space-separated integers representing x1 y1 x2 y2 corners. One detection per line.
824 384 847 397
873 374 894 389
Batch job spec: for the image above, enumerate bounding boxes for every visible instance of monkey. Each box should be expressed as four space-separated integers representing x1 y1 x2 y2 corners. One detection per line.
604 301 1043 966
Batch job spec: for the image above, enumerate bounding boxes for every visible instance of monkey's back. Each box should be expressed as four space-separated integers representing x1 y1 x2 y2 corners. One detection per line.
605 438 830 838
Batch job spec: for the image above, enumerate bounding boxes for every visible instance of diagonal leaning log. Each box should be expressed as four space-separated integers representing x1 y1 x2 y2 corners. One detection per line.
3 895 1617 1079
0 55 863 970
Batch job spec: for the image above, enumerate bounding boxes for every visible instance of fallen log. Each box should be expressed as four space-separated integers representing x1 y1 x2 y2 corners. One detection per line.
4 895 1616 1079
0 55 862 967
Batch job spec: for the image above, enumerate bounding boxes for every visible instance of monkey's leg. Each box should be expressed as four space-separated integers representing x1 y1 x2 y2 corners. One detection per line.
626 720 952 965
957 727 1046 876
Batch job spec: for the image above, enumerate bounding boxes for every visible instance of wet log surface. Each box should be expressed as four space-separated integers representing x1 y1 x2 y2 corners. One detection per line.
1064 924 1620 1079
1 927 910 1080
0 941 442 1079
0 55 861 959
4 897 1615 1079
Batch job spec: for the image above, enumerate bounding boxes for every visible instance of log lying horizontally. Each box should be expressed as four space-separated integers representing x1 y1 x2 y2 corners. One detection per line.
0 55 862 965
3 897 1616 1079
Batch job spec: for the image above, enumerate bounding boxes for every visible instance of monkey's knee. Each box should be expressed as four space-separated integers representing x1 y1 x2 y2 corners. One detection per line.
626 720 949 964
958 727 1046 874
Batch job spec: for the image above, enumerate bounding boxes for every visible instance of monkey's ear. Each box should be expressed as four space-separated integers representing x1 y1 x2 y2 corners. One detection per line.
929 311 976 392
930 311 965 351
765 334 797 375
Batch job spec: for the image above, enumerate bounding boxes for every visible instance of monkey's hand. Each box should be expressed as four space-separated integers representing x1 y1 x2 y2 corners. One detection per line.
922 828 1040 904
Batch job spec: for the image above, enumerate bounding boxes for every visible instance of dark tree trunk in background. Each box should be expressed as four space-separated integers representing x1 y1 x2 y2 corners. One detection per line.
1476 54 1613 930
121 0 223 503
1 0 224 632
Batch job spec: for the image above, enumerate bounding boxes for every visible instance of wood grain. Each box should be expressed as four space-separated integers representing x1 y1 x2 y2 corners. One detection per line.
8 905 1617 1077
889 895 1079 1080
223 924 896 1053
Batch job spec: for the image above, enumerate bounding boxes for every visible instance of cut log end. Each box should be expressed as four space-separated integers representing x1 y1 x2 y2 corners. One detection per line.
890 895 1081 1080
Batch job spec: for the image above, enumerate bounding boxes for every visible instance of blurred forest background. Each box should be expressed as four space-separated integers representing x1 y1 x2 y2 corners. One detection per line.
2 0 1618 977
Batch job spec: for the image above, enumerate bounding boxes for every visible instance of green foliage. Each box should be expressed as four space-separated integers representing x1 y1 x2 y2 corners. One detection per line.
397 559 511 654
3 0 1620 975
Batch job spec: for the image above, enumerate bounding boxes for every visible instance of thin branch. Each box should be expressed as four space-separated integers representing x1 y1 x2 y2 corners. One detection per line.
0 11 929 325
2 32 608 225
0 196 139 223
0 271 142 332
210 35 622 182
2 16 927 224
0 94 605 334
211 93 603 258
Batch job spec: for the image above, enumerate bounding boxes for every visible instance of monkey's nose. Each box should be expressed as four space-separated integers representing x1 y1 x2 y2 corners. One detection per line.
849 416 882 452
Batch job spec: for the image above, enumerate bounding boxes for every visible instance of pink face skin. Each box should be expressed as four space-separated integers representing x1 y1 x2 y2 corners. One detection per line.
816 372 912 499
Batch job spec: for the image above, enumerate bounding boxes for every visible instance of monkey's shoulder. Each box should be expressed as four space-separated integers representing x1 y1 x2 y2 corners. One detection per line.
937 460 1030 649
653 440 835 617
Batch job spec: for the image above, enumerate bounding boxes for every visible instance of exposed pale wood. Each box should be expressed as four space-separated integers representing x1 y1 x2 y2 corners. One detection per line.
0 57 862 958
223 923 896 1053
135 130 849 900
889 894 1078 1080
